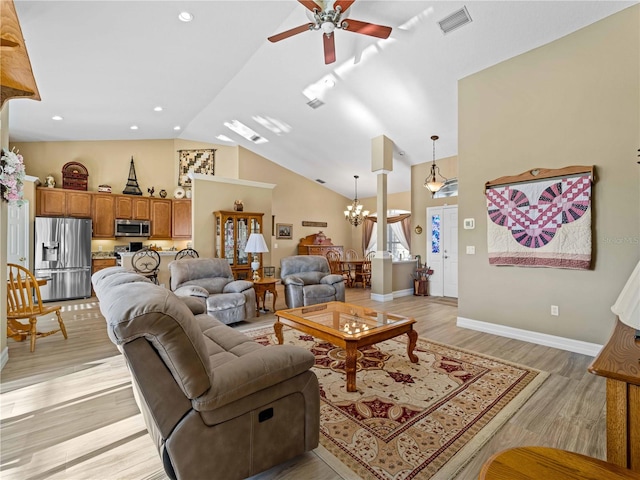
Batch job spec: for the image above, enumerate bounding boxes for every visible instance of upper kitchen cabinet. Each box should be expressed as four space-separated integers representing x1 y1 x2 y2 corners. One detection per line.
92 194 116 238
150 198 172 239
115 196 150 220
172 199 192 239
36 187 91 218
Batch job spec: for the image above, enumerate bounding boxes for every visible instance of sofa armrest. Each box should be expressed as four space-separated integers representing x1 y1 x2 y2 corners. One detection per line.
282 275 304 286
223 280 253 294
193 345 315 411
321 274 344 286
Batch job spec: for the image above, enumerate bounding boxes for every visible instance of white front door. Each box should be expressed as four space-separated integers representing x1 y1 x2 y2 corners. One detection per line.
426 205 458 298
7 201 30 269
443 207 458 297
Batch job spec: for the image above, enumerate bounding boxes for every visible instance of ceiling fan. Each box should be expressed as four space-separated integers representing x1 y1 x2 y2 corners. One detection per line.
268 0 392 65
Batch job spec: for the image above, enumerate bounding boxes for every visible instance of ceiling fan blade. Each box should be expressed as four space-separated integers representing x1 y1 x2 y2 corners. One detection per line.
343 19 392 39
298 0 319 12
323 33 336 64
334 0 356 12
268 23 314 43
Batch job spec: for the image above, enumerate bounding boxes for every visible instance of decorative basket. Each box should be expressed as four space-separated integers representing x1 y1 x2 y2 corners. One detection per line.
62 162 89 190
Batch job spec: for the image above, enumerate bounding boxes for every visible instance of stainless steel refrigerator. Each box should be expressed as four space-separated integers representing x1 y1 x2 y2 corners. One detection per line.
34 217 92 302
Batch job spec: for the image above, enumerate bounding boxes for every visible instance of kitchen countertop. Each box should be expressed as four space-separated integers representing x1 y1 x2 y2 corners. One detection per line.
118 251 179 256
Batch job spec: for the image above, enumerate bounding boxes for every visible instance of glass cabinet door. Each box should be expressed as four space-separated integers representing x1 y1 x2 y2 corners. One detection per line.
236 217 249 266
224 216 234 264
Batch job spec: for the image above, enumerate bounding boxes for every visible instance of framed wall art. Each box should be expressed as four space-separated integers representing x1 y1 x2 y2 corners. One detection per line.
177 149 216 187
276 223 292 239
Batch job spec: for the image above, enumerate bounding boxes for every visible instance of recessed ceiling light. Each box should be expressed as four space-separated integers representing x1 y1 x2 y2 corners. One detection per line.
216 135 233 142
154 106 163 112
130 125 139 130
52 115 63 121
178 11 193 22
173 126 181 131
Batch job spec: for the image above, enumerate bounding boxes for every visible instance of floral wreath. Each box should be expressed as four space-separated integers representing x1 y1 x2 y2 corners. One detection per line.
0 148 25 204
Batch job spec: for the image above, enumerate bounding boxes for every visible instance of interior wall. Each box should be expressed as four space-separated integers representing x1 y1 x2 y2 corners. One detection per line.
192 176 273 263
458 5 640 345
0 104 9 361
237 146 356 274
411 155 458 263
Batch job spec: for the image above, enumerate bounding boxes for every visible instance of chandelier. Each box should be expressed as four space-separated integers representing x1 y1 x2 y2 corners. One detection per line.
344 175 369 227
424 135 447 197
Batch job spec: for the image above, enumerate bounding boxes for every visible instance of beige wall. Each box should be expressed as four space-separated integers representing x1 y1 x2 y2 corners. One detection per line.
410 155 458 262
457 5 640 345
237 146 356 275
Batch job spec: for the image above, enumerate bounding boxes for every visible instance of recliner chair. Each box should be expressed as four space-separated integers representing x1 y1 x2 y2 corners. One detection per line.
280 255 346 308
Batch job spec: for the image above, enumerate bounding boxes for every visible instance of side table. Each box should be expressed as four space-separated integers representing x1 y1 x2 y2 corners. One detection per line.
588 318 640 472
253 278 278 316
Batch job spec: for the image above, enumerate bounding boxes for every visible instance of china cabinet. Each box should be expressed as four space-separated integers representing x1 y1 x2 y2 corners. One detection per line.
214 211 263 280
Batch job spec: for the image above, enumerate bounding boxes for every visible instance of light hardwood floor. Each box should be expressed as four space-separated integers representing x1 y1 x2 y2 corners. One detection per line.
0 287 607 480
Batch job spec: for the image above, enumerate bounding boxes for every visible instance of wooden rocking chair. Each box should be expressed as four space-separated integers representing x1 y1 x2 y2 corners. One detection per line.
7 263 68 352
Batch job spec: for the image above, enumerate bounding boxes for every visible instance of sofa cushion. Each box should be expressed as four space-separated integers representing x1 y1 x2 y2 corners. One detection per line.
206 292 246 312
169 258 234 291
295 272 325 285
175 285 209 297
303 284 337 300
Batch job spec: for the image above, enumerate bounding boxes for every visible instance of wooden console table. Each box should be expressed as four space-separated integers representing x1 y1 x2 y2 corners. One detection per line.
588 319 640 472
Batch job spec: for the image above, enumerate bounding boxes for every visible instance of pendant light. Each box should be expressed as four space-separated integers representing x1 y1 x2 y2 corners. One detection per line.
424 135 447 196
344 175 369 227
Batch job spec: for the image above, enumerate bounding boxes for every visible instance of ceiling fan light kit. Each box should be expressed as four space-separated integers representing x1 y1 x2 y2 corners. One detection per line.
268 0 392 65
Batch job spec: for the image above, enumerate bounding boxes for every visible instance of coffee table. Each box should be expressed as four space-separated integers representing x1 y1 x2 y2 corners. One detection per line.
274 301 418 392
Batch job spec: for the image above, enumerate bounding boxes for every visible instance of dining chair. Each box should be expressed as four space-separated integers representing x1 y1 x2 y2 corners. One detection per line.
327 250 352 287
175 247 199 260
6 263 68 352
353 251 374 288
132 248 161 284
344 248 359 261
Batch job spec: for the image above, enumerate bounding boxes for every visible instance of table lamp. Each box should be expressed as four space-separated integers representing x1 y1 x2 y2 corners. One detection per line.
244 233 269 281
612 259 640 339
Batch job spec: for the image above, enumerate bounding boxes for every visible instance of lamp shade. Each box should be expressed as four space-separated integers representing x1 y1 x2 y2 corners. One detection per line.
612 260 640 331
245 233 269 254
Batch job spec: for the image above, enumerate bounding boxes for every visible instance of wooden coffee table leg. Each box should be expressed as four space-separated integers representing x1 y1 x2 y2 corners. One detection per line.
271 287 277 312
274 320 284 345
345 342 358 392
407 328 419 363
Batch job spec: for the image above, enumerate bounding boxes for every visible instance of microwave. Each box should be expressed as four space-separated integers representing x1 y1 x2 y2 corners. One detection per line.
115 219 151 237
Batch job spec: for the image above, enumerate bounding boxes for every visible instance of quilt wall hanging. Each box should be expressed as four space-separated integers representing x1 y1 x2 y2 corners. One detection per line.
485 165 595 270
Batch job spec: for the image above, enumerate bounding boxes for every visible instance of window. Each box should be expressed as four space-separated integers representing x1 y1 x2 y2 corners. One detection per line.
387 225 410 260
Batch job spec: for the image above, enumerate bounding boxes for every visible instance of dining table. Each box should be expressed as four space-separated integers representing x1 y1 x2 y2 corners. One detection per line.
339 259 370 288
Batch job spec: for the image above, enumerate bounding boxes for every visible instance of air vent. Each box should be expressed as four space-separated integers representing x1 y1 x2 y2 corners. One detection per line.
438 6 472 34
315 179 326 184
307 98 325 109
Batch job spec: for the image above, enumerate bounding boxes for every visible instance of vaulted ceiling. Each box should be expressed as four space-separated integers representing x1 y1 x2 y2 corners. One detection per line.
7 1 636 198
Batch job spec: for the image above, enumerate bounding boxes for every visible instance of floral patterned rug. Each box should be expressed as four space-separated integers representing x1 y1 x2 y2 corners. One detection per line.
247 326 548 480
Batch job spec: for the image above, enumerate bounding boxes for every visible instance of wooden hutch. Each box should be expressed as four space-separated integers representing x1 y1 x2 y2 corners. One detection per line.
297 232 343 258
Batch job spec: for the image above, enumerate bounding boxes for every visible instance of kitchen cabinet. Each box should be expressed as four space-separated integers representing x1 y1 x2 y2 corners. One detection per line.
115 196 150 220
91 257 117 295
172 199 192 239
214 210 263 280
92 194 116 238
150 198 172 239
36 188 91 218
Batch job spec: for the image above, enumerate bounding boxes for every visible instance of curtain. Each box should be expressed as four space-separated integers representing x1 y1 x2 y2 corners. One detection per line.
363 214 411 253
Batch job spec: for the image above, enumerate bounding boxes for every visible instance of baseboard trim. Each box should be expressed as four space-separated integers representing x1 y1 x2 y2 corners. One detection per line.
393 288 414 298
371 292 394 302
456 317 603 357
1 346 8 371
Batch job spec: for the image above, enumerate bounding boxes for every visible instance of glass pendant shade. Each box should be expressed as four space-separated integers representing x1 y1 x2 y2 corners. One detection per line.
424 135 447 197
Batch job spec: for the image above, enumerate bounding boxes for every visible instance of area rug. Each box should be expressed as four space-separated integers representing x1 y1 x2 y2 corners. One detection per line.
246 326 548 480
